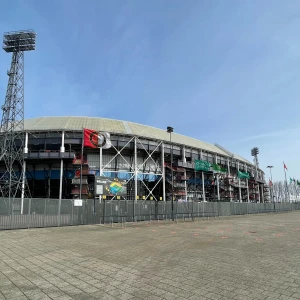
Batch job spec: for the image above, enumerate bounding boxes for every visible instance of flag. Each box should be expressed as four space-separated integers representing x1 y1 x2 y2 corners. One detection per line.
290 177 293 183
297 180 300 186
283 163 288 171
212 163 221 172
220 167 227 173
194 160 211 171
238 170 250 179
269 180 273 187
83 129 111 149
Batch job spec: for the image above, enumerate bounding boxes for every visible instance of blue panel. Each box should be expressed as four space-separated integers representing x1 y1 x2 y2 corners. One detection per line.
0 170 76 180
188 178 203 185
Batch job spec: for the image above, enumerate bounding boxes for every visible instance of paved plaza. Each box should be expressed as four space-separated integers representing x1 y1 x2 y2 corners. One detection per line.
0 212 300 300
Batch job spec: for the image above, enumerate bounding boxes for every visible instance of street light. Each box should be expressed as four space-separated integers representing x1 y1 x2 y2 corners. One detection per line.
267 166 274 202
167 126 174 220
266 166 273 181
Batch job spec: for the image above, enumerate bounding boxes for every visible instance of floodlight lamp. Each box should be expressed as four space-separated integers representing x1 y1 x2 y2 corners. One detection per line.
167 126 174 133
251 147 259 156
3 30 36 53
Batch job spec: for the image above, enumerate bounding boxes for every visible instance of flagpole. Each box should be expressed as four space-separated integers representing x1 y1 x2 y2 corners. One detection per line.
294 180 297 202
283 162 288 202
79 128 84 199
99 147 103 176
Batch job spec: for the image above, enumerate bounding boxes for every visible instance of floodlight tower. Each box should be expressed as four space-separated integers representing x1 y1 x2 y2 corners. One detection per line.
0 30 36 200
251 147 259 176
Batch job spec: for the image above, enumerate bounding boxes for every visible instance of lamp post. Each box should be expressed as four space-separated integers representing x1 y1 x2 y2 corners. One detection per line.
167 126 174 220
267 166 273 202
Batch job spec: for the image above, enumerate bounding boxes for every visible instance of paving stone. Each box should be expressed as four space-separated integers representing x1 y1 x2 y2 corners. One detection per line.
0 212 300 300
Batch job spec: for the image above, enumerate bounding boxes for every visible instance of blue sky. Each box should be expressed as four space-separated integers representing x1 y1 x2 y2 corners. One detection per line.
0 0 300 181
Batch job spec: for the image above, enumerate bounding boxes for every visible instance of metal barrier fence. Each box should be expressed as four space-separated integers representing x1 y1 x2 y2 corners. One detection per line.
1 198 300 230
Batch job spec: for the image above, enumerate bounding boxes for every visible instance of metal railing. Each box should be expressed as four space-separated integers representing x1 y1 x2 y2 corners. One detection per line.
0 198 300 230
24 150 75 160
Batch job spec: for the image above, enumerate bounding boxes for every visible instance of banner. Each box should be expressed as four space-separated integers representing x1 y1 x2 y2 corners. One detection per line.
212 163 221 172
238 170 250 179
194 160 211 171
212 164 227 173
220 167 227 173
84 129 111 149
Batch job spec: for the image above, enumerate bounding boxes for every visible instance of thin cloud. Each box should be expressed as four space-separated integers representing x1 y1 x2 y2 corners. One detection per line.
237 127 300 142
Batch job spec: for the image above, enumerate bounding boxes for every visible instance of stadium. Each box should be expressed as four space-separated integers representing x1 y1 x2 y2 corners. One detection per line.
0 116 269 202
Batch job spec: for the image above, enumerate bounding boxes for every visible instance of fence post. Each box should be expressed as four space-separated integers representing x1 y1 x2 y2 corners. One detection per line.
103 200 106 224
58 198 61 227
27 198 31 229
132 200 135 223
43 198 46 228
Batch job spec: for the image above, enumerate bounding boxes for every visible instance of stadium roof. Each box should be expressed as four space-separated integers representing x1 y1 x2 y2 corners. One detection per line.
24 116 252 165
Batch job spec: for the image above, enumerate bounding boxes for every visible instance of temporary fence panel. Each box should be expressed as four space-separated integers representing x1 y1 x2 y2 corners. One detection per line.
218 203 231 216
1 198 300 230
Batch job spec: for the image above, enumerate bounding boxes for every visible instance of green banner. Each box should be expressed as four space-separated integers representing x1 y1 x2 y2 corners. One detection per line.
212 164 227 173
297 180 300 186
194 160 211 171
220 167 227 173
238 170 250 179
212 163 221 172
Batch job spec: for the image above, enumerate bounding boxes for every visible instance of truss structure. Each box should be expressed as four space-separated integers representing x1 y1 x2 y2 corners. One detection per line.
100 136 164 201
0 30 36 199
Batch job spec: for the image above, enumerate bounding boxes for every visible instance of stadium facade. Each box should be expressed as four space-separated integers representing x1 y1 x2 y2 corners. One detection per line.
0 116 269 202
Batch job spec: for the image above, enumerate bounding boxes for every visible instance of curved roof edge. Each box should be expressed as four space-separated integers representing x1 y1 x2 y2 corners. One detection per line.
24 116 254 166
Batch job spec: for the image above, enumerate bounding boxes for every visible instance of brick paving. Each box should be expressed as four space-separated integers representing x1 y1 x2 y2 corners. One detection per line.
0 212 300 300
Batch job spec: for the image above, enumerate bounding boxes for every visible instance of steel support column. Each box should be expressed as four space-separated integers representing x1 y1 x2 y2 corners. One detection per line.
215 155 220 201
258 183 261 203
260 177 264 203
245 164 250 203
134 137 138 202
227 158 231 176
182 147 188 201
59 130 65 200
21 131 28 214
237 162 242 202
200 150 205 202
161 143 166 201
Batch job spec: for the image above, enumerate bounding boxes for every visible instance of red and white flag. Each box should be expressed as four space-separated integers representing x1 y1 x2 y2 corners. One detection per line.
83 129 111 149
283 162 288 171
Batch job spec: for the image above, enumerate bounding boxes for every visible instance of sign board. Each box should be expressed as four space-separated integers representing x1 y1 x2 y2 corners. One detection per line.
74 199 83 207
96 185 103 195
95 176 127 196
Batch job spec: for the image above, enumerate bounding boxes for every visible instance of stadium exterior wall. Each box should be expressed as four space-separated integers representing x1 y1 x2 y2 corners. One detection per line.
0 117 268 202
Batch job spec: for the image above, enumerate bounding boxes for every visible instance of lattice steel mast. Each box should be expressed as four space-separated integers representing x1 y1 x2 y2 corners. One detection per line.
0 30 36 199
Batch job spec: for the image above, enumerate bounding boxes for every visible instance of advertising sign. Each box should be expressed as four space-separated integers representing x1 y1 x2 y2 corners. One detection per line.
95 176 127 196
